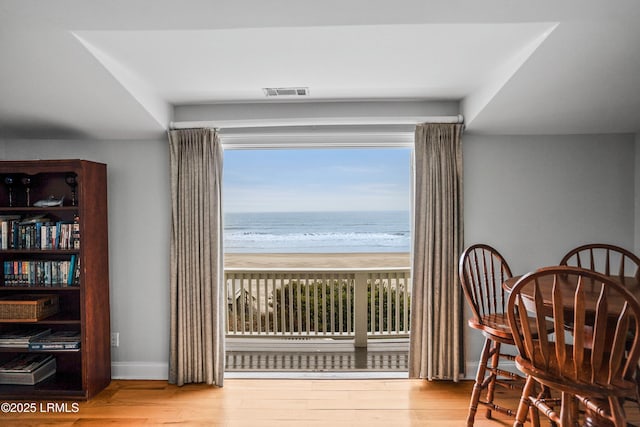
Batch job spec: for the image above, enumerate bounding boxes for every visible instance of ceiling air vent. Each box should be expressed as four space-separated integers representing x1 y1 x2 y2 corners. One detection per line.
263 87 309 97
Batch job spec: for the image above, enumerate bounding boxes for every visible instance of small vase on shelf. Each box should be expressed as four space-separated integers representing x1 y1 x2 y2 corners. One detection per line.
20 176 32 206
65 174 78 206
3 176 14 207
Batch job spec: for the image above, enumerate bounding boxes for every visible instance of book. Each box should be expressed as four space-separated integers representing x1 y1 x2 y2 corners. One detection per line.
0 327 52 348
0 354 56 385
18 214 48 225
73 257 80 285
0 215 21 250
29 330 81 350
67 255 77 286
0 353 53 372
72 216 80 249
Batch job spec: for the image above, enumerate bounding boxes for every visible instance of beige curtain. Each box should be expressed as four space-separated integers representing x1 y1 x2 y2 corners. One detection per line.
409 123 464 380
168 128 225 386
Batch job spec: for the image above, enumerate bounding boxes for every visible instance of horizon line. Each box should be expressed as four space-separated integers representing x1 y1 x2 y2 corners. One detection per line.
224 209 411 214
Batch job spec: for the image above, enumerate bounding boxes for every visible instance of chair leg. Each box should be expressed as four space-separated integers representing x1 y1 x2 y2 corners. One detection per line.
485 341 501 419
528 382 542 427
634 365 640 410
467 337 492 427
528 404 541 427
514 375 536 427
559 392 576 427
608 396 626 427
569 395 580 426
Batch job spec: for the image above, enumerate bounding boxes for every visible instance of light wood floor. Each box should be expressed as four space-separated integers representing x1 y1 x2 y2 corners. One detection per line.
1 379 639 426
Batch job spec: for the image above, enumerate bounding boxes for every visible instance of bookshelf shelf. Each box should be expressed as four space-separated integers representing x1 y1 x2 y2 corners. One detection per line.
0 159 110 400
0 347 81 353
0 313 82 324
0 286 79 292
0 249 79 255
0 206 79 213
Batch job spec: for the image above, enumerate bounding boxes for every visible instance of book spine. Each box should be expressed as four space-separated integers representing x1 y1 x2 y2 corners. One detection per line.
67 255 76 286
11 221 18 249
54 223 61 249
35 222 41 249
13 260 19 285
72 216 80 249
29 342 80 350
49 225 56 250
1 221 7 250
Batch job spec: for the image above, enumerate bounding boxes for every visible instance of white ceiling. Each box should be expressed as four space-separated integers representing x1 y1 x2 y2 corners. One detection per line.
1 0 640 140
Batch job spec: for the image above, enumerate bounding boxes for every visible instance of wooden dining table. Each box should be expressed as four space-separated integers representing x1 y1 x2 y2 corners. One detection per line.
503 274 640 315
503 273 640 427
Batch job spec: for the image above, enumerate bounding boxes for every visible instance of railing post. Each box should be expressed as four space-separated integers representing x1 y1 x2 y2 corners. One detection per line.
354 272 368 348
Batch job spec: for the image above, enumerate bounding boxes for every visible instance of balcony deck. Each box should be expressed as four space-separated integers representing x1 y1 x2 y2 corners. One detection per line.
224 258 412 375
226 338 409 376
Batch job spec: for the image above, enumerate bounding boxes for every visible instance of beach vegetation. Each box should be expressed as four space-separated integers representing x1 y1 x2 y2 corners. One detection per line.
269 279 410 333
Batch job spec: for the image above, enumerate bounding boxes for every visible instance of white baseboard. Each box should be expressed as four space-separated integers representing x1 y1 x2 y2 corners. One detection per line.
111 362 168 380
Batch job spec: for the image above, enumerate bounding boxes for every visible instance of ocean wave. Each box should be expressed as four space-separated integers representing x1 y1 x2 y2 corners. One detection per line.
223 210 411 253
226 231 409 242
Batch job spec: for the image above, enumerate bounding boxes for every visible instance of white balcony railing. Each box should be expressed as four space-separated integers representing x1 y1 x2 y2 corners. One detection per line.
225 267 411 347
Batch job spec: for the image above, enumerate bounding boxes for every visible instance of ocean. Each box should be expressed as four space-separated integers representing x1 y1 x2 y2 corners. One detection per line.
224 210 411 253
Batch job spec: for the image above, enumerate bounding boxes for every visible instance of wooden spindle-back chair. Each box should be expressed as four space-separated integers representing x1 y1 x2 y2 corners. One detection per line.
507 266 640 427
560 243 640 283
561 243 640 405
459 244 539 426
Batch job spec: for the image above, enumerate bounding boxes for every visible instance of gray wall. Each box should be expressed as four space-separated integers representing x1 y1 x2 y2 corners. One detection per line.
0 132 636 379
464 133 635 273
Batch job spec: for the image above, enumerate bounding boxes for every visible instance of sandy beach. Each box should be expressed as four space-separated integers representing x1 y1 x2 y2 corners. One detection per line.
224 252 410 268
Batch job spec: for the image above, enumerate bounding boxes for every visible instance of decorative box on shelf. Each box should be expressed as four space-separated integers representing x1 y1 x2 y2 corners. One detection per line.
0 294 59 322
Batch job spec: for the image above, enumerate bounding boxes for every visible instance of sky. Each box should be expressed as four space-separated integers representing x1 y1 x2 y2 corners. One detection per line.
223 148 412 213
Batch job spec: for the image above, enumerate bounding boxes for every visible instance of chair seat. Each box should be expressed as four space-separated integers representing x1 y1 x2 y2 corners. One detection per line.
515 344 637 399
469 314 552 344
468 313 514 342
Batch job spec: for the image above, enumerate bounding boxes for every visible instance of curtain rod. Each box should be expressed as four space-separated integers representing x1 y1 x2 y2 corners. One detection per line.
169 114 464 131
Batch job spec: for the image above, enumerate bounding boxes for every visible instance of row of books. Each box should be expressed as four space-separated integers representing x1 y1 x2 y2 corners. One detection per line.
2 256 80 287
0 353 57 385
0 327 81 350
0 215 80 250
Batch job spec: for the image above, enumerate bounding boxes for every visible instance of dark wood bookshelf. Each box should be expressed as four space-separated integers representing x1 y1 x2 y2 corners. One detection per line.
0 159 110 400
